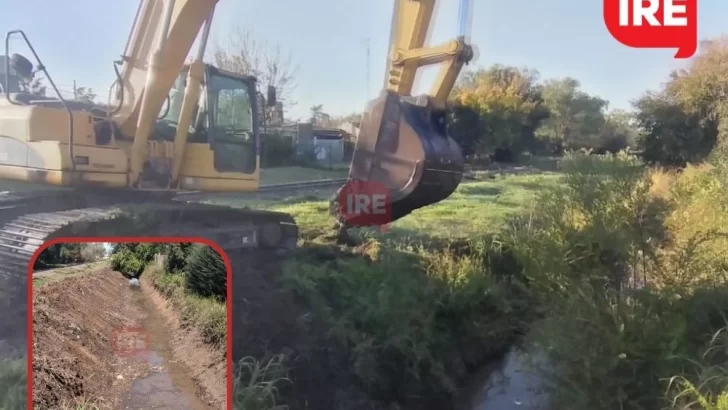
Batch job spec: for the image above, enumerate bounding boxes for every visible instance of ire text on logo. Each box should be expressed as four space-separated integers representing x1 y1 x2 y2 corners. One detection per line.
337 179 392 228
603 0 697 58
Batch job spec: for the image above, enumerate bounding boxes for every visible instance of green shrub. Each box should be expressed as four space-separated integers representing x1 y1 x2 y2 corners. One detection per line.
184 244 227 300
507 151 661 302
110 249 145 278
165 242 193 273
155 271 186 298
182 294 227 346
283 239 529 402
503 152 728 410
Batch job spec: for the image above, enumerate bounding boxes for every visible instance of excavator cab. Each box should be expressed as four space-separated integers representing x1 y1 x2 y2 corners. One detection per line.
145 64 274 188
344 0 473 223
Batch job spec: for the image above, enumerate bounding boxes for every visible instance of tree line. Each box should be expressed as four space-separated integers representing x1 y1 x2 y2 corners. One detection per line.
33 243 106 270
449 36 728 168
29 29 727 171
110 242 227 300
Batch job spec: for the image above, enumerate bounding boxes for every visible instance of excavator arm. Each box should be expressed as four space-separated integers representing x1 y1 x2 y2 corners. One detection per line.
385 0 473 109
342 0 474 225
110 0 219 187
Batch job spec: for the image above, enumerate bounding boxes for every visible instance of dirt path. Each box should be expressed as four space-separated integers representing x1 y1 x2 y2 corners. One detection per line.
32 268 224 410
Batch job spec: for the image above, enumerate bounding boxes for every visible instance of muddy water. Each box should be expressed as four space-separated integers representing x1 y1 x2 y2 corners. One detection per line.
118 289 213 410
457 349 548 410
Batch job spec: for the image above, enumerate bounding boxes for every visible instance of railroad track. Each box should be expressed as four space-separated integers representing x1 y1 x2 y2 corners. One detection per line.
174 177 348 201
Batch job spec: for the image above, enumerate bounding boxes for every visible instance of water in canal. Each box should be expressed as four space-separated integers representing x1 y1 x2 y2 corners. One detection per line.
457 348 549 410
118 289 213 410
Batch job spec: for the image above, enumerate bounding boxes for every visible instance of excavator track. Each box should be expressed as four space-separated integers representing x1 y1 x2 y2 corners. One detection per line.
0 190 298 361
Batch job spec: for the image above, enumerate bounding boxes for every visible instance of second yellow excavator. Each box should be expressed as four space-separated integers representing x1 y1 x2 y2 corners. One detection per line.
0 0 473 261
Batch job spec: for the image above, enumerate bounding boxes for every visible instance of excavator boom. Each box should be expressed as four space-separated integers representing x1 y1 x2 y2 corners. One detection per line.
110 0 219 186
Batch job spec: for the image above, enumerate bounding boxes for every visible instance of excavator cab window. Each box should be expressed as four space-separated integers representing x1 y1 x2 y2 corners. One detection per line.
206 72 257 174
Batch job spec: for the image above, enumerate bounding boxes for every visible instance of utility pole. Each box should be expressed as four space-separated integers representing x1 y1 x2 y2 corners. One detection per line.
73 79 77 100
365 37 370 100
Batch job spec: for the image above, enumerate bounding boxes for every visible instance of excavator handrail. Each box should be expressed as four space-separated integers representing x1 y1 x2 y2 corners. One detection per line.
4 30 77 172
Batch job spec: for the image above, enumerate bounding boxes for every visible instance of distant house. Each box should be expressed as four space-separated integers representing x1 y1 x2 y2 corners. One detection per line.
264 120 357 164
312 127 346 164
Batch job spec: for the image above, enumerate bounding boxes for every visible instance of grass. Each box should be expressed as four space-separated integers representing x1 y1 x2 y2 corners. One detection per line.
32 261 108 287
232 355 290 410
259 165 349 185
0 358 25 410
244 152 728 409
234 171 558 407
144 265 227 348
253 172 561 244
59 397 101 410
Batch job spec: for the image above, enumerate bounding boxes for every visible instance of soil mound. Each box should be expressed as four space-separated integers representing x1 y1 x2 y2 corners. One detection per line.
32 268 135 409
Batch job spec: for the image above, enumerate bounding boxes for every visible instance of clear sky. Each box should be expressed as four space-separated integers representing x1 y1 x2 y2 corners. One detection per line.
1 0 726 121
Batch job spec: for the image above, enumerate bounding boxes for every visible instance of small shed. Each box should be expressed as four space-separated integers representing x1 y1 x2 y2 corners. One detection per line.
312 128 346 164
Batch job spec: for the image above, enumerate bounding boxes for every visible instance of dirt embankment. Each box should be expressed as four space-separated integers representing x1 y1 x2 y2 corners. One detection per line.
230 248 394 410
32 267 226 409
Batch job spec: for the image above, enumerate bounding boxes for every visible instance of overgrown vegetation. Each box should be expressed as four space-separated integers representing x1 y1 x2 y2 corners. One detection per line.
110 242 228 348
233 355 291 410
109 242 161 278
512 152 728 410
229 36 728 410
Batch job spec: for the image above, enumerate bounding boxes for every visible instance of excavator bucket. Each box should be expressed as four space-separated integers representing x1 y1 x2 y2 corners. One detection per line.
348 89 464 223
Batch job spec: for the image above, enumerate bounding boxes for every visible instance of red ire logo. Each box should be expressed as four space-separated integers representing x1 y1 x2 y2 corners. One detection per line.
111 326 150 357
604 0 697 58
337 180 391 227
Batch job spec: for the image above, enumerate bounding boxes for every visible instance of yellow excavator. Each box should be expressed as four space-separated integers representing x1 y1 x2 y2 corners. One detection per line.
0 0 473 255
0 0 473 396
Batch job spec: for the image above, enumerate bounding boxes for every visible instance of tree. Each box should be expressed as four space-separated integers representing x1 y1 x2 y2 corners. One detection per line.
211 29 298 110
33 243 97 269
633 36 728 166
19 76 46 96
448 103 484 157
80 243 106 262
74 87 96 104
184 244 227 300
536 77 608 151
634 92 716 167
309 104 332 126
109 242 164 278
165 242 193 273
450 65 549 160
598 109 639 153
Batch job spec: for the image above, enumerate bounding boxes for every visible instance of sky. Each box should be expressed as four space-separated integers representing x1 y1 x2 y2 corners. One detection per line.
1 0 726 121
